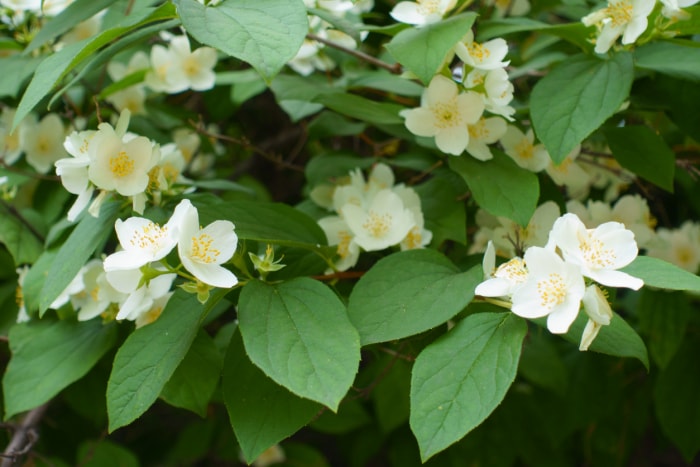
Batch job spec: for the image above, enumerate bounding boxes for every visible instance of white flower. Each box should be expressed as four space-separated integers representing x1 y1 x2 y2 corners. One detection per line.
103 199 190 271
116 273 175 322
511 246 586 334
579 284 613 351
545 145 592 199
146 35 217 93
20 113 67 173
393 184 432 250
75 260 126 321
56 129 96 221
492 200 561 257
454 31 510 71
59 14 102 45
660 0 699 19
547 213 644 289
500 125 550 172
464 68 515 120
318 215 360 271
178 200 238 288
341 188 416 251
475 241 529 297
401 75 484 156
647 221 700 273
581 0 655 54
106 51 149 115
466 116 507 161
390 0 457 25
87 110 159 196
0 107 23 165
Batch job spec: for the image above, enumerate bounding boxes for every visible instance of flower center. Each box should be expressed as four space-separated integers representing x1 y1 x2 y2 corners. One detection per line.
468 119 488 139
468 42 491 62
495 257 528 283
417 0 441 15
515 139 534 160
191 232 220 263
431 102 463 129
605 0 633 26
337 230 353 259
403 226 423 249
537 273 567 309
183 56 201 77
580 235 616 269
109 151 135 178
363 211 392 238
130 222 168 251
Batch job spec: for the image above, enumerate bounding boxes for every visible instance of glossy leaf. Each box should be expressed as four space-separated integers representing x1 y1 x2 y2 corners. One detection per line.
348 249 482 345
410 312 527 461
4 319 117 419
621 256 700 292
237 278 360 410
176 0 307 81
449 150 539 227
223 330 321 463
531 52 634 163
385 13 477 84
635 41 700 82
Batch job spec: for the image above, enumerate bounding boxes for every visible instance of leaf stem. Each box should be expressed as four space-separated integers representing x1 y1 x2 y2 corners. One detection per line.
306 33 403 75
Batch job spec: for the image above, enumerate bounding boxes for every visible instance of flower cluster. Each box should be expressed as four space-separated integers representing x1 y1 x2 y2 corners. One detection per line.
1 108 66 173
475 212 644 350
312 163 432 271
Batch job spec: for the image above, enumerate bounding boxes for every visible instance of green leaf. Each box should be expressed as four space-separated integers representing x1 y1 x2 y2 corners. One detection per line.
223 330 321 463
0 56 42 98
0 203 44 266
635 41 700 81
313 93 404 125
14 3 177 128
449 150 539 227
3 319 117 419
518 330 568 395
477 18 592 51
175 0 308 81
107 289 223 432
76 439 139 467
410 312 527 461
654 337 700 462
160 330 223 417
621 256 700 292
530 52 634 163
237 278 360 410
24 0 120 54
198 200 327 246
39 201 120 315
414 169 468 245
348 250 481 345
347 70 424 97
638 289 690 369
385 12 477 84
270 74 342 122
604 126 675 192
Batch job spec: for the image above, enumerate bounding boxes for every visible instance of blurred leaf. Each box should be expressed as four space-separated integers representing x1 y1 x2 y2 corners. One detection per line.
160 330 223 417
531 52 634 163
410 312 527 461
449 150 539 227
4 319 117 419
478 18 592 51
314 93 404 125
414 169 468 245
604 126 675 192
385 13 477 84
348 250 481 345
638 289 690 369
518 330 568 395
311 398 372 434
0 203 44 266
373 356 412 434
76 439 139 467
270 74 342 121
0 56 42 98
621 256 700 292
635 40 700 81
347 70 424 97
223 330 320 463
176 0 307 81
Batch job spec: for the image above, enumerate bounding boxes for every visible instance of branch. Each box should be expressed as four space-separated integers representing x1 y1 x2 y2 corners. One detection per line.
0 200 46 243
1 403 49 467
306 33 403 75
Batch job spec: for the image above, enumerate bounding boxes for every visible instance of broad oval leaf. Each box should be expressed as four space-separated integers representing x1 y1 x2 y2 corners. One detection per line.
638 289 690 369
410 312 527 461
635 41 700 82
621 256 700 292
385 12 477 85
107 289 223 432
237 278 360 410
313 93 404 125
175 0 307 82
4 319 117 419
449 150 539 227
604 126 675 193
347 249 482 345
530 52 634 163
223 330 321 463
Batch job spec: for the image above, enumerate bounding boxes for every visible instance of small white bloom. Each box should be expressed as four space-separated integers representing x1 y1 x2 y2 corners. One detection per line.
402 75 484 156
547 213 644 289
492 200 561 257
390 0 457 25
579 284 613 351
464 68 516 120
116 273 174 322
146 35 217 93
647 221 700 273
318 215 361 271
545 145 592 199
20 113 67 173
75 260 126 321
393 184 432 250
466 116 507 161
178 200 238 288
581 0 655 54
500 125 550 172
511 246 586 334
106 51 149 115
475 241 529 297
454 31 510 71
0 107 23 165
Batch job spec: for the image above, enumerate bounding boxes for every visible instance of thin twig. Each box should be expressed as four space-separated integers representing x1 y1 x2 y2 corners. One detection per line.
312 270 365 281
306 33 403 75
1 403 49 467
0 199 45 243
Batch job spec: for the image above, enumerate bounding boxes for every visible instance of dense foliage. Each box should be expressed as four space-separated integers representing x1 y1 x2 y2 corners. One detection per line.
0 0 700 465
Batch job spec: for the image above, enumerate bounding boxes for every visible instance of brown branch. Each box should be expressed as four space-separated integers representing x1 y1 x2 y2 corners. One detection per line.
312 270 366 281
306 33 403 75
0 200 45 243
1 403 49 467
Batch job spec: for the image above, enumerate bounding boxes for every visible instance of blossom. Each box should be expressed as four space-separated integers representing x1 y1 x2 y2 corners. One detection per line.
146 35 217 93
390 0 457 25
55 129 95 221
103 199 190 271
454 31 510 71
87 110 160 196
178 200 238 288
402 75 484 155
511 246 586 334
660 0 699 19
74 260 126 321
106 51 149 114
475 241 529 297
579 284 613 351
492 200 561 257
545 145 592 199
115 272 175 322
466 116 507 161
581 0 655 54
394 184 432 250
20 113 67 173
547 213 643 289
0 107 23 165
318 215 360 271
647 221 700 273
341 188 416 251
500 125 550 172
